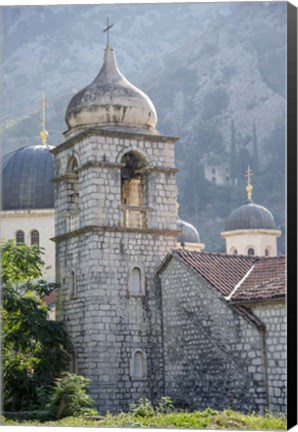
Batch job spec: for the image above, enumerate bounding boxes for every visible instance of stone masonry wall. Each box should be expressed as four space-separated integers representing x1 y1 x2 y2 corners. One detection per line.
56 230 176 413
54 130 178 413
160 257 268 413
53 132 177 237
251 303 286 412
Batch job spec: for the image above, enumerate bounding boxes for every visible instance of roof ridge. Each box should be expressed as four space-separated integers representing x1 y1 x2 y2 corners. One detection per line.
175 249 257 260
225 263 256 301
175 249 285 261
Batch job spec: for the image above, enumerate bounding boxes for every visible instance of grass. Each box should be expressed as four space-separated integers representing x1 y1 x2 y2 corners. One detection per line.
2 408 286 429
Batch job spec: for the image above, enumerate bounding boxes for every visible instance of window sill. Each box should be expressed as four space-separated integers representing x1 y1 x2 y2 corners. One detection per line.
129 292 145 298
130 376 148 381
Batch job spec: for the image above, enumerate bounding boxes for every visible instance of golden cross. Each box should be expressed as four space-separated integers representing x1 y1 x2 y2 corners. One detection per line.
245 165 253 201
103 17 113 47
40 93 48 146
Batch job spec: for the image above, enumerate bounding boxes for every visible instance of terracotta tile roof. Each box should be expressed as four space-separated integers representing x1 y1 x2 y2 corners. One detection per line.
41 288 57 308
231 256 286 302
173 250 286 302
174 250 255 297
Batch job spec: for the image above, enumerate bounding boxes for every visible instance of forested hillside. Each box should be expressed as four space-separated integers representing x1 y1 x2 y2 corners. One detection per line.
1 3 286 252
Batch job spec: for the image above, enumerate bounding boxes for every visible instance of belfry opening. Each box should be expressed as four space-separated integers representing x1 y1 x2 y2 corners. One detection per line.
120 151 147 228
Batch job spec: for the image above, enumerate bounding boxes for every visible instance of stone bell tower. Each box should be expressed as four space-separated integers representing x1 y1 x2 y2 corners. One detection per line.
51 40 178 413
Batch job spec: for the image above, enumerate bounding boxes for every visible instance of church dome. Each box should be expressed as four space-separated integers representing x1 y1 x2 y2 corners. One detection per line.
1 145 54 211
65 47 158 135
177 217 201 243
225 201 277 231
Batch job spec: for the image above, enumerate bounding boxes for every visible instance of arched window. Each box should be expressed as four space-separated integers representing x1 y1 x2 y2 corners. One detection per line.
130 350 147 379
230 247 237 255
67 156 79 210
129 265 144 296
134 352 143 378
265 247 271 257
131 267 141 294
31 230 39 246
16 230 25 244
247 247 255 256
120 151 147 228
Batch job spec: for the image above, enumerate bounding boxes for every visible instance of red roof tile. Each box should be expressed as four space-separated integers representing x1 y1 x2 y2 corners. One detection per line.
41 288 57 308
173 250 286 302
231 257 286 301
174 250 256 297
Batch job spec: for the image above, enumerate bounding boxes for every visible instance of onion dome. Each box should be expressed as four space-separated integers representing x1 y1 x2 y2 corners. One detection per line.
177 217 201 244
65 46 158 135
1 145 54 210
225 202 277 231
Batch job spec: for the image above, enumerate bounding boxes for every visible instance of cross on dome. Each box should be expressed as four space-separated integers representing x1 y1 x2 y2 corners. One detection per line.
103 17 114 48
40 93 49 146
245 165 253 202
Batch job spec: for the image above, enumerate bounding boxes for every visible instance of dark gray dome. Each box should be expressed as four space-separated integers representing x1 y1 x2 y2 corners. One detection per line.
177 217 200 243
225 202 277 231
1 145 54 211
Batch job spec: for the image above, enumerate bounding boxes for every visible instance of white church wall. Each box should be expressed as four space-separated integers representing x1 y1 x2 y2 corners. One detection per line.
222 229 281 256
0 209 56 281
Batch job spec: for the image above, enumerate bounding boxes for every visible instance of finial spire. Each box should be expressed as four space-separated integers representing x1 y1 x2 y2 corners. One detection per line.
245 165 253 202
40 93 48 146
103 17 113 48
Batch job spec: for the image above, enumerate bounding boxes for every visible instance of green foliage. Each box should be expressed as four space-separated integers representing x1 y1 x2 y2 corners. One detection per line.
2 407 287 429
129 398 155 417
49 372 98 419
156 396 175 414
2 240 47 288
129 396 174 417
1 240 72 412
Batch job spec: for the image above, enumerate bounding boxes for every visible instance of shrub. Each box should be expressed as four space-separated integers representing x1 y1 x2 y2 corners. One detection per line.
48 372 98 419
129 398 155 417
157 396 175 414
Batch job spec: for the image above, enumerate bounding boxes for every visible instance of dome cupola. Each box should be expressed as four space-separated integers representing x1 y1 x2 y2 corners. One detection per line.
221 166 281 257
177 217 201 244
65 46 158 135
225 202 277 231
176 205 205 252
1 145 54 211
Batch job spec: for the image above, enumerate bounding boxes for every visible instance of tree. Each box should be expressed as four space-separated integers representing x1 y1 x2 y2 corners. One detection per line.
1 240 72 411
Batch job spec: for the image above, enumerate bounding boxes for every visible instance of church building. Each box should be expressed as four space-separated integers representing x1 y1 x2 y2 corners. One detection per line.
50 40 286 414
1 37 286 416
